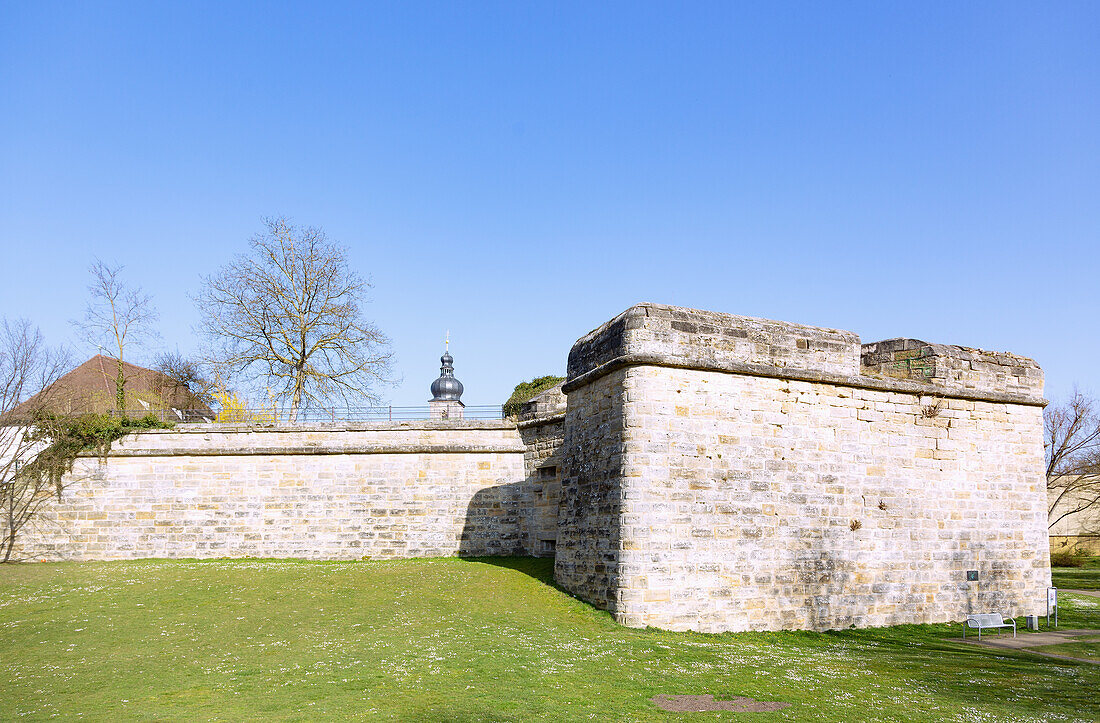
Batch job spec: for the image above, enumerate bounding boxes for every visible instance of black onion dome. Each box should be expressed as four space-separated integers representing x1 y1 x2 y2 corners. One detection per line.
430 350 464 401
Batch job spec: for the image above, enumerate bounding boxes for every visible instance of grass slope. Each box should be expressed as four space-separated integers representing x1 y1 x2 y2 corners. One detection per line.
1 558 1098 722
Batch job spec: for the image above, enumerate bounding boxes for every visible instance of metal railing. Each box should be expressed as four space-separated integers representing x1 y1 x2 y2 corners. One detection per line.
110 405 507 424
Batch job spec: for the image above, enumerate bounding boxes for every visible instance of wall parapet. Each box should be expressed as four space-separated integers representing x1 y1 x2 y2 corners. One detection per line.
563 303 1045 407
861 337 1043 399
82 421 524 458
159 419 518 433
94 441 526 457
516 413 565 431
567 303 860 381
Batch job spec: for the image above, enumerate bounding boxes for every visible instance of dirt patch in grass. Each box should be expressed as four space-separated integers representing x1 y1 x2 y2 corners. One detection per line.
650 694 790 712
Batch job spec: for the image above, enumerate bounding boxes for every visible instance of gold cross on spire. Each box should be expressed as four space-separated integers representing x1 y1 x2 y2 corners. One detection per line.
445 330 450 352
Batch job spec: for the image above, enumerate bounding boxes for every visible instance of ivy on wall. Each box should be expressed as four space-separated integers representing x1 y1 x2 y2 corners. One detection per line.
503 376 565 418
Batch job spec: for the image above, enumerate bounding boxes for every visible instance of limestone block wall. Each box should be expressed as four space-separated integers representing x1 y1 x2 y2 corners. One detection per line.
555 370 627 609
16 421 538 562
558 303 1050 632
517 383 566 557
517 422 564 557
1049 485 1100 555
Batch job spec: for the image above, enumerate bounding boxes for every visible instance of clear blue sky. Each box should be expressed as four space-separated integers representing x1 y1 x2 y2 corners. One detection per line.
2 2 1097 408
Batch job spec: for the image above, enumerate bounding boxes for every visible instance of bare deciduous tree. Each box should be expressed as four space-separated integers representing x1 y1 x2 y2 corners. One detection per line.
152 351 216 408
74 260 159 412
0 319 73 562
1046 390 1100 532
194 217 393 420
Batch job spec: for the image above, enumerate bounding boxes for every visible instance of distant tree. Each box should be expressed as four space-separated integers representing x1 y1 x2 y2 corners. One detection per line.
74 260 159 412
0 319 72 562
152 351 216 408
194 217 393 421
1046 390 1100 533
503 375 565 418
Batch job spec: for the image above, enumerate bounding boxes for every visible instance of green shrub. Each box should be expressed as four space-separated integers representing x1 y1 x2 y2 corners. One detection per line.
23 412 173 486
503 375 565 418
1051 549 1088 568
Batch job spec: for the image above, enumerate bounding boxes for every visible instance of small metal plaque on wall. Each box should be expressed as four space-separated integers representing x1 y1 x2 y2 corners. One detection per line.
966 570 979 581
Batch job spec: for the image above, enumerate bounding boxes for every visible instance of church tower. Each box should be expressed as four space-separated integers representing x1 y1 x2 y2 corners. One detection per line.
428 334 464 420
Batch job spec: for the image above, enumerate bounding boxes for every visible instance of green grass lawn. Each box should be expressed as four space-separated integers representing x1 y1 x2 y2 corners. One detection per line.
2 558 1098 722
1032 637 1100 662
1052 556 1100 590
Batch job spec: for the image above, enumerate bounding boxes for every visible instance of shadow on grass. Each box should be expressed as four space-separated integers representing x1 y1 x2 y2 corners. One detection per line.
458 557 1100 716
818 620 1100 714
458 555 557 587
1053 565 1100 590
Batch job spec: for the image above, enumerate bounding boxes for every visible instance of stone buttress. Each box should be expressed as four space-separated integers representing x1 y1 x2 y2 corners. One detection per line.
556 303 1050 632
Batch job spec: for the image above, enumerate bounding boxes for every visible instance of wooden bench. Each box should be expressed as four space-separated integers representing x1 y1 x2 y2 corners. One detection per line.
963 613 1016 640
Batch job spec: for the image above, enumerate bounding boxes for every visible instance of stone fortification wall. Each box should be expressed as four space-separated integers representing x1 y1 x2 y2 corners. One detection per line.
1049 485 1100 555
14 300 1051 636
558 303 1050 632
17 421 540 562
554 371 627 609
517 383 567 557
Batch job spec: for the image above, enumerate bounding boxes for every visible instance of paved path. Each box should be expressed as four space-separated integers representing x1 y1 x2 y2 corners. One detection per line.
948 628 1100 665
1062 588 1100 598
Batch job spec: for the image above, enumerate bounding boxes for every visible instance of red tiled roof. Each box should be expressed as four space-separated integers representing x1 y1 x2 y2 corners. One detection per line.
9 354 213 417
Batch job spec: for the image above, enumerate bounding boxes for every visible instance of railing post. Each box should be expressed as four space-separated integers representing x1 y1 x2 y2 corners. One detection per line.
389 405 392 421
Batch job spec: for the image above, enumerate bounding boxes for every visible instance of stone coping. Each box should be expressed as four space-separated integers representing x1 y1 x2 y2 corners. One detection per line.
864 337 1040 367
516 412 566 430
560 352 1047 407
85 441 527 458
74 419 528 458
137 419 519 434
567 303 861 380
